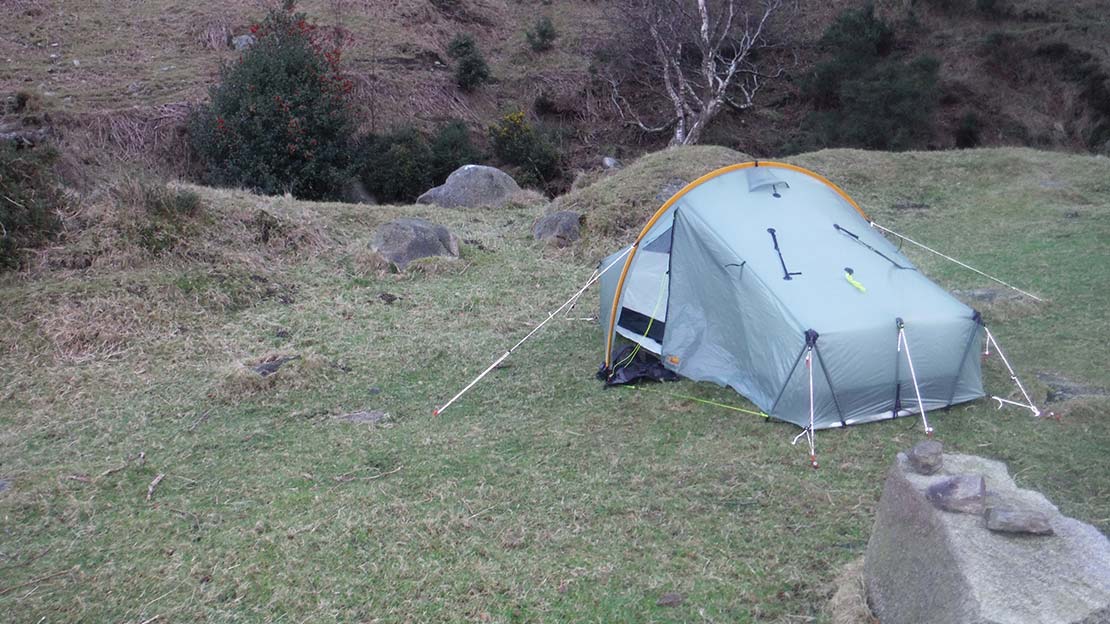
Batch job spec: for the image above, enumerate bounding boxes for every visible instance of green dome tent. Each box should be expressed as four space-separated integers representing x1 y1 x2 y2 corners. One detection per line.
597 162 987 434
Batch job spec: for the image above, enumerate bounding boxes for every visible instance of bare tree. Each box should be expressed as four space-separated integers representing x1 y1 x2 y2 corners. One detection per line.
602 0 791 146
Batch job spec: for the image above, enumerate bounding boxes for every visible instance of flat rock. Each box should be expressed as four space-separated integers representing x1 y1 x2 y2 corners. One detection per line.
655 177 689 203
656 592 684 607
986 507 1054 535
416 165 520 208
335 410 390 425
1036 371 1108 403
231 34 256 51
370 218 459 270
532 210 582 247
0 478 10 493
907 439 943 474
926 473 986 514
252 355 299 377
866 453 1110 624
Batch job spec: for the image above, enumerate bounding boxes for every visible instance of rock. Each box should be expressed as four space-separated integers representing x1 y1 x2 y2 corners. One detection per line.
335 410 390 425
866 453 1110 624
342 179 377 205
532 211 583 247
252 355 299 377
0 120 50 147
907 439 943 475
232 34 256 51
0 478 10 493
925 474 986 514
986 507 1055 536
416 165 521 208
601 156 623 170
370 218 459 270
378 292 399 304
655 177 689 203
656 592 684 607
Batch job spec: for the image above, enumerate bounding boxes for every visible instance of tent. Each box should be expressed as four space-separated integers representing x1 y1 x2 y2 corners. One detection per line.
597 162 987 432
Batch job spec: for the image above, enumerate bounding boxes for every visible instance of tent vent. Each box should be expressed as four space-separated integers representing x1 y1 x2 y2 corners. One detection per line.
747 168 789 194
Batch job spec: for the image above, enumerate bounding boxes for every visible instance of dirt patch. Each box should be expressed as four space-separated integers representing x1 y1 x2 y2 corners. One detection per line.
334 410 391 425
1036 372 1109 403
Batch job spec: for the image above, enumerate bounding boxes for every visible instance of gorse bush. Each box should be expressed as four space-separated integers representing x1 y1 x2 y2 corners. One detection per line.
488 111 560 188
188 0 357 200
447 34 491 91
358 122 481 204
0 143 63 269
526 17 557 52
793 4 939 151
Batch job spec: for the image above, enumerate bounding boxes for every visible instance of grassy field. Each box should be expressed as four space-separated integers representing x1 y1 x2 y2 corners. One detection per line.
1 147 1108 622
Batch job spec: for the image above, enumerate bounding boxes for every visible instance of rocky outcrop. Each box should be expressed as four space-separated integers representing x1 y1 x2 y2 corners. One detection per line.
416 165 520 208
865 451 1110 624
370 218 459 270
532 210 582 247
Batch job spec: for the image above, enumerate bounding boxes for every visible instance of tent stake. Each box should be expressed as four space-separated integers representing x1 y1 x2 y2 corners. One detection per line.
869 221 1044 302
433 247 632 417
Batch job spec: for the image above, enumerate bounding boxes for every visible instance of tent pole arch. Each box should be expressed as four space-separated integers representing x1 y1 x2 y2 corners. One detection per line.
603 161 872 368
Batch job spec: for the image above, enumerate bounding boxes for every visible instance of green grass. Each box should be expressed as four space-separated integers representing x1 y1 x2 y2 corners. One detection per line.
1 147 1108 622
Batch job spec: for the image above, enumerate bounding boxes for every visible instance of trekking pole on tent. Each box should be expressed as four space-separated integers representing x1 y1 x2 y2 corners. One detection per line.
983 327 1042 417
789 345 819 469
896 318 934 437
432 247 633 417
868 222 1044 303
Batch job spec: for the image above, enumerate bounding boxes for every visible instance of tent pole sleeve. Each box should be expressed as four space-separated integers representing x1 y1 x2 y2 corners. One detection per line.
605 161 873 368
435 247 631 416
944 312 983 409
869 221 1044 302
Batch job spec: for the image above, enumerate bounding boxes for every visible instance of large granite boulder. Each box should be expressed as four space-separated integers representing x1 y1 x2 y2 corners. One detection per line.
532 211 582 247
416 165 521 208
370 218 459 270
865 452 1110 624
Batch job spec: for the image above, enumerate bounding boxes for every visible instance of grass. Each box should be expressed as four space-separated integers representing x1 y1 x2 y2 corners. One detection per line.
1 147 1108 622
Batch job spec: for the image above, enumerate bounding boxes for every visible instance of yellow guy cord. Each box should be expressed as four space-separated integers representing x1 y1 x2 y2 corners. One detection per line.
622 384 769 419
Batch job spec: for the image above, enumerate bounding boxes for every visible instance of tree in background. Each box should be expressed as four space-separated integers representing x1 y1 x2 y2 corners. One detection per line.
600 0 790 146
188 0 357 200
447 34 491 91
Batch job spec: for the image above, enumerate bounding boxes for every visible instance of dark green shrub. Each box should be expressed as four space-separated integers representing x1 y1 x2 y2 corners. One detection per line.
358 128 433 204
526 17 557 52
143 185 203 219
802 3 894 109
447 34 491 91
955 112 981 148
488 111 560 187
429 121 480 182
0 143 63 269
188 0 357 200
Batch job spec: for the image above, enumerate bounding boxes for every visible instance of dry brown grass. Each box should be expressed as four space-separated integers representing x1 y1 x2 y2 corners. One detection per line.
824 558 878 624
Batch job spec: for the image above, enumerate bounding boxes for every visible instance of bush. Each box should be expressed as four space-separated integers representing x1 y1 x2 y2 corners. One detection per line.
188 1 358 200
0 143 63 269
447 34 491 91
357 121 480 203
802 3 894 109
526 17 557 52
955 112 981 148
429 121 481 182
488 111 560 187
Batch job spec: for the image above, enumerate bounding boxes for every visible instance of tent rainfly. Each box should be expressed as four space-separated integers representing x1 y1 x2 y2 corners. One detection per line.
434 161 1042 467
597 162 994 455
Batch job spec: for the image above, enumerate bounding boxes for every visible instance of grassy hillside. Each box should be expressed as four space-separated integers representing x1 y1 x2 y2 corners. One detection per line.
1 147 1108 622
4 0 1110 175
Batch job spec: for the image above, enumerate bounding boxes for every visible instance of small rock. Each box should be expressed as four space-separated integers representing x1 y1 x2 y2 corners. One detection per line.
926 474 985 514
985 507 1054 535
656 592 684 607
275 329 291 339
907 440 943 475
252 355 299 377
368 387 381 395
370 218 459 270
601 156 622 170
532 211 583 248
232 34 256 51
335 410 390 425
378 292 398 304
0 478 11 493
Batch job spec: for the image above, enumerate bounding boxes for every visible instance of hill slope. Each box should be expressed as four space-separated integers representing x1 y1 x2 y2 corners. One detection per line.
1 147 1107 621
